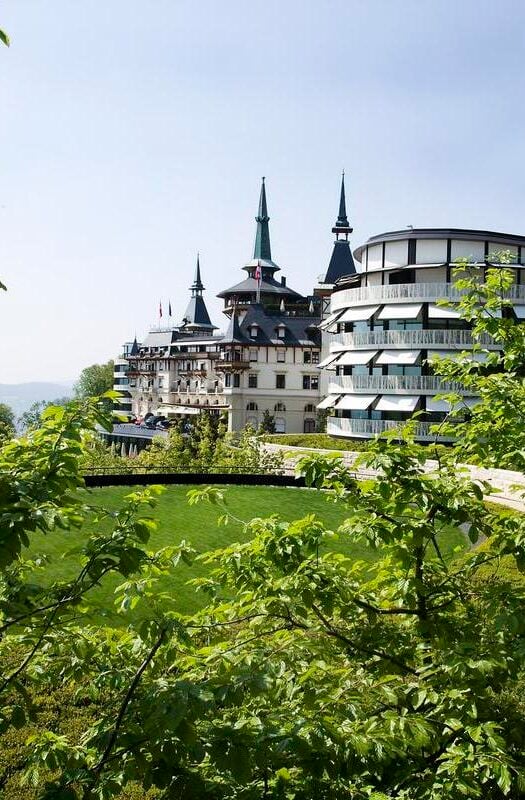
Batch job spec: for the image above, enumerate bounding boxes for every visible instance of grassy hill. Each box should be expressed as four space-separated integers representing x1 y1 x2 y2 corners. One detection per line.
25 483 468 624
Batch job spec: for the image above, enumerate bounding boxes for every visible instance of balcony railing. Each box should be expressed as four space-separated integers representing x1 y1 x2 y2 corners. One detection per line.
328 374 465 394
329 329 496 350
330 282 525 311
327 416 449 441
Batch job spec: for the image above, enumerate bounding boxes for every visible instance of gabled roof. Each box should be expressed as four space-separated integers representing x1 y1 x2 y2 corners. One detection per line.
235 305 321 347
222 311 250 344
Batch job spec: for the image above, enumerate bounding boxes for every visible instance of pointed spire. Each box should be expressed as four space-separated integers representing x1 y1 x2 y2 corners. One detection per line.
336 171 348 227
253 177 272 261
190 253 204 295
324 173 356 284
130 336 139 356
279 298 285 313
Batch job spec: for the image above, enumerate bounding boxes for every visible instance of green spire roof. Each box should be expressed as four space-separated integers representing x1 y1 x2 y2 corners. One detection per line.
253 177 272 260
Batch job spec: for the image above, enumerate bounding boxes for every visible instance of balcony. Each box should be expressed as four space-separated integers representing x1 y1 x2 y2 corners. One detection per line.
330 329 496 351
330 282 525 311
328 374 465 394
327 416 451 442
214 360 250 371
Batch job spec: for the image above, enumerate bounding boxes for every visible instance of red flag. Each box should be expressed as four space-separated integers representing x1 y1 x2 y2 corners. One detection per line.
159 300 163 318
254 263 262 284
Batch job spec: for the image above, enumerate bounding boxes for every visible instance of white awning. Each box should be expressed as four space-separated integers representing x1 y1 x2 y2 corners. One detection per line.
378 303 423 320
334 350 378 366
317 353 339 369
317 395 340 409
336 394 377 410
514 306 525 319
319 311 344 330
427 397 480 412
337 305 380 323
376 349 421 365
428 303 461 320
376 395 419 412
427 350 489 363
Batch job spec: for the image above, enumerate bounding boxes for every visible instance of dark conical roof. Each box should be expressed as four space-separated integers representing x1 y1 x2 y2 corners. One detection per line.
180 255 217 330
130 336 139 356
253 177 272 261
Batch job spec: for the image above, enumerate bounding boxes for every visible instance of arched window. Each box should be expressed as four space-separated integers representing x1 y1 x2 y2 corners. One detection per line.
275 417 286 433
274 402 286 413
304 418 316 433
304 404 316 413
246 402 258 411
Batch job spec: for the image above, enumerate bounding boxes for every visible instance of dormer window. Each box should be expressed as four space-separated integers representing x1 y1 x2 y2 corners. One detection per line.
250 324 258 339
277 324 286 339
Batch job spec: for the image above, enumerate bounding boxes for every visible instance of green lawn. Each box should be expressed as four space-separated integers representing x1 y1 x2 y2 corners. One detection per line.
25 484 468 624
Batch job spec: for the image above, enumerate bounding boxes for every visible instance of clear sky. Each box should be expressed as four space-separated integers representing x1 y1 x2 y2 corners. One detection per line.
1 0 525 382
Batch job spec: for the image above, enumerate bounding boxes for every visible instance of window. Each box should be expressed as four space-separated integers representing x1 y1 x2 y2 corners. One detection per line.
275 417 286 433
276 350 286 363
246 402 258 411
303 375 319 390
233 374 240 388
303 351 312 364
304 419 316 433
277 325 286 339
276 374 286 389
225 374 231 387
274 402 286 412
304 404 316 413
312 351 319 364
249 348 258 362
250 325 258 339
248 374 258 388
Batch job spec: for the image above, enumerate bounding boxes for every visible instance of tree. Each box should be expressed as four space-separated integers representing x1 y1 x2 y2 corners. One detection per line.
18 397 71 432
0 401 15 441
3 271 525 799
0 27 9 47
258 409 276 434
74 360 114 399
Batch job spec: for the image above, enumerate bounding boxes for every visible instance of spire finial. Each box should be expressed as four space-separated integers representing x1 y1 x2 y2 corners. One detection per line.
253 177 271 260
190 252 204 295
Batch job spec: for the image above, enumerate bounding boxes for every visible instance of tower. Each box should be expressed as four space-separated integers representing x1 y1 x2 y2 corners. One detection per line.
322 172 357 285
180 255 217 332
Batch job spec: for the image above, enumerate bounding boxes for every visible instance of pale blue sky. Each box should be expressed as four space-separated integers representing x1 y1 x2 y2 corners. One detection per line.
1 0 525 382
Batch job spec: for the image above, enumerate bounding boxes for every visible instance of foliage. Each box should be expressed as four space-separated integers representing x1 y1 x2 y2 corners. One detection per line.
74 361 115 400
0 401 16 442
18 397 72 432
258 409 276 434
316 406 329 433
430 254 525 470
135 415 284 475
0 27 9 47
2 271 525 799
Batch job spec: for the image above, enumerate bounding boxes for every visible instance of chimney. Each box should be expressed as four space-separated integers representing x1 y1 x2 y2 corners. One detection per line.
281 276 286 286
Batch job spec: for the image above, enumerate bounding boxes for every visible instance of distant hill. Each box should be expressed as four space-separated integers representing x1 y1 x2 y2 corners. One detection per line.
0 382 75 417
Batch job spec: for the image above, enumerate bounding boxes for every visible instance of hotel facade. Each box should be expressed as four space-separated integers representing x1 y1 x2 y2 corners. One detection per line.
320 227 525 440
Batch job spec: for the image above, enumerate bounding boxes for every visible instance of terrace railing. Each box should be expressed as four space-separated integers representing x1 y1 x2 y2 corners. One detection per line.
330 329 496 350
328 374 466 394
330 282 525 310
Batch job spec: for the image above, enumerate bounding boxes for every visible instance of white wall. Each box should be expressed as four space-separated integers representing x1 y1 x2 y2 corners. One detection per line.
450 239 485 262
367 244 383 269
416 238 447 264
384 240 408 267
